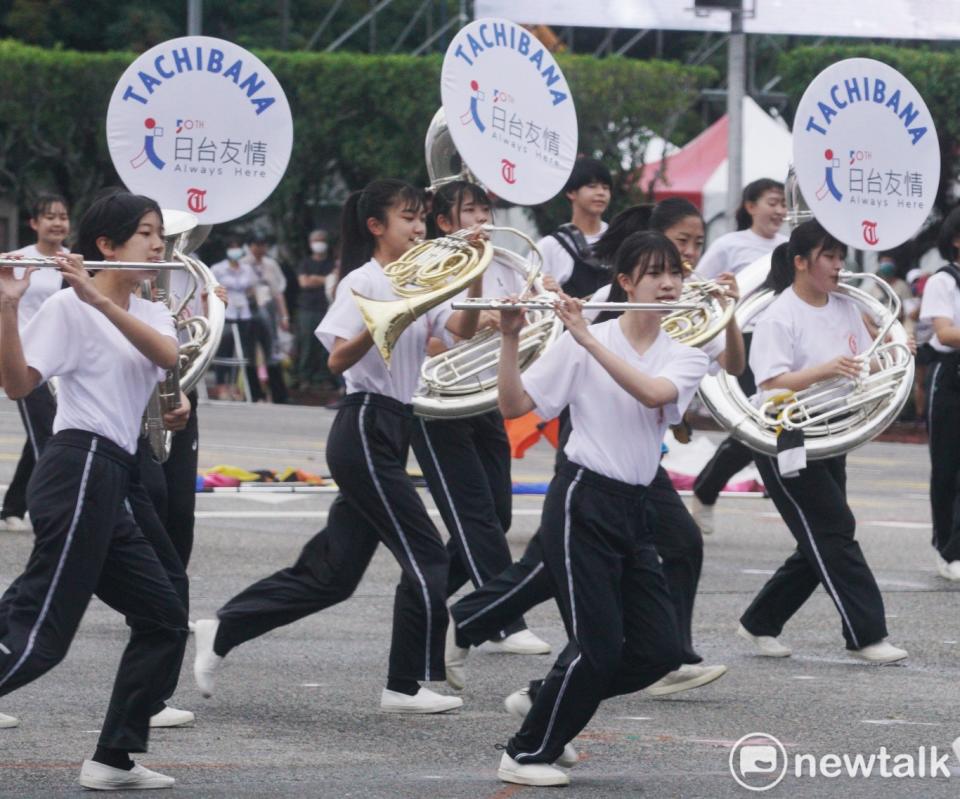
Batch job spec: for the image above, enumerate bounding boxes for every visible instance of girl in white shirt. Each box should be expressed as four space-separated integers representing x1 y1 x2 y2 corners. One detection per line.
692 178 788 534
495 231 709 787
0 194 70 532
738 219 907 665
0 191 188 790
918 206 960 580
195 179 483 715
410 180 551 667
211 237 262 400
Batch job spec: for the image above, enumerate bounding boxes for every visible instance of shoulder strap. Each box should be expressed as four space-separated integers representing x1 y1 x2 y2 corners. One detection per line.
936 263 960 291
551 223 602 269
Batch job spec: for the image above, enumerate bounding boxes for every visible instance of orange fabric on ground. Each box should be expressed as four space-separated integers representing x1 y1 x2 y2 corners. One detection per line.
504 411 559 459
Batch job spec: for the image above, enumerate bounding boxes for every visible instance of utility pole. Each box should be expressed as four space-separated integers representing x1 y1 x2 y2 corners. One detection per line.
187 0 202 35
726 4 745 231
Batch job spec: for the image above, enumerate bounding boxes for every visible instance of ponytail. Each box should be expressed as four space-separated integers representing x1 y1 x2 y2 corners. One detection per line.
339 179 424 277
762 243 795 293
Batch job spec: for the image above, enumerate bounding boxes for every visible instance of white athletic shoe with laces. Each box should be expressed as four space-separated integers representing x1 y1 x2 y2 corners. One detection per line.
504 688 578 767
0 515 30 532
737 624 792 657
936 553 960 581
445 623 469 691
497 753 569 787
193 619 223 698
78 760 175 790
645 663 728 697
379 686 462 714
0 713 19 728
486 629 552 655
850 639 908 664
149 706 195 728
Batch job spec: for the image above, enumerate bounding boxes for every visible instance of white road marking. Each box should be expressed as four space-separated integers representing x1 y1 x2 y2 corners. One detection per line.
861 719 939 726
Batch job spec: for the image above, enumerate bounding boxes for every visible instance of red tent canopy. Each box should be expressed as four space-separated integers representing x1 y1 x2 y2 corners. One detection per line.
635 114 728 211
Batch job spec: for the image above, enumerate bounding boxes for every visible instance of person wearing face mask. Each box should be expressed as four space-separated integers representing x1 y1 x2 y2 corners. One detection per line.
211 238 263 401
295 229 336 391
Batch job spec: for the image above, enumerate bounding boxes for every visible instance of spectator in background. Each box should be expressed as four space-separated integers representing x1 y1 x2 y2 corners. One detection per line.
211 236 262 401
295 229 336 391
244 233 289 404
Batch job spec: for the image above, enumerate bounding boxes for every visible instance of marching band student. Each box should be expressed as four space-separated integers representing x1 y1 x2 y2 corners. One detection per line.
446 200 736 699
536 157 612 297
494 232 709 786
193 179 484 713
691 178 787 534
0 191 189 789
0 194 70 533
411 180 551 667
919 206 960 580
737 219 907 664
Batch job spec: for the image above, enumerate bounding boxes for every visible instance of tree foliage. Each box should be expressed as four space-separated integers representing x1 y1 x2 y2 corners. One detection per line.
0 39 712 258
778 44 960 249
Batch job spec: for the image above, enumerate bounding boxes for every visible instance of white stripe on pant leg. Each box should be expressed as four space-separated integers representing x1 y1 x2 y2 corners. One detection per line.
19 398 40 460
0 439 97 690
516 469 582 762
358 398 434 682
456 561 546 629
417 418 484 586
927 363 941 440
767 457 860 649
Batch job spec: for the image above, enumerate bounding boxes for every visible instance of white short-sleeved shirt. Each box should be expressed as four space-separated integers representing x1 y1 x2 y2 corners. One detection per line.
11 244 68 332
211 259 258 321
919 270 960 353
585 282 725 375
696 229 786 280
522 320 709 485
536 222 608 287
21 290 176 454
749 287 872 389
316 259 454 404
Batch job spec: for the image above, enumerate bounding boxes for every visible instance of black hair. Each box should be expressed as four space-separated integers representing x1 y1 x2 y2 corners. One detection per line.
30 193 69 220
763 219 848 294
592 199 703 265
76 190 162 261
339 179 424 276
594 231 683 324
427 180 491 239
735 178 785 231
563 157 612 194
937 205 960 263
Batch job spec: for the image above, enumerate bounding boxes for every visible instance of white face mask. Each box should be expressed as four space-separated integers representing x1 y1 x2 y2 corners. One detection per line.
227 247 245 261
310 241 328 256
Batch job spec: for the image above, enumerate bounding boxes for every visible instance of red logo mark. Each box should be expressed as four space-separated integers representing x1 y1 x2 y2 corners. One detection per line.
862 219 879 246
848 334 859 355
186 187 208 214
500 159 517 184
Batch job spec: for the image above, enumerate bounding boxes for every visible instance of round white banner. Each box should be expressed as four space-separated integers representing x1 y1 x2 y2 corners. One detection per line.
107 36 293 224
793 58 939 251
440 18 578 206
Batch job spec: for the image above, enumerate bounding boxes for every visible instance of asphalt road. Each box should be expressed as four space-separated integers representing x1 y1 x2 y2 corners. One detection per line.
0 398 958 798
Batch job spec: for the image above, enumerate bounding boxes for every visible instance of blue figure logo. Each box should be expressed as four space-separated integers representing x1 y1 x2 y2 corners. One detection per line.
130 118 165 171
816 148 842 202
459 80 486 133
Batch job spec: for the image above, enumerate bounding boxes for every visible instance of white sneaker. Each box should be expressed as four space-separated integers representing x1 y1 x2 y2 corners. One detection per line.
187 620 197 634
445 623 469 691
0 713 19 728
77 760 175 790
645 663 728 697
0 516 30 532
504 688 578 768
193 619 223 698
737 624 792 657
149 706 195 728
850 639 908 664
691 496 714 535
938 555 960 581
497 752 569 787
380 686 463 714
487 629 552 655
